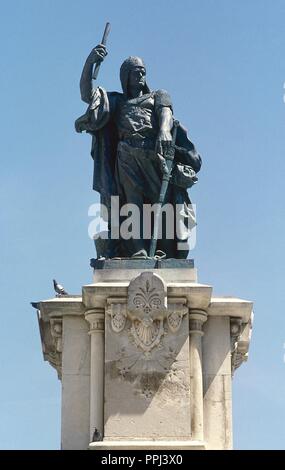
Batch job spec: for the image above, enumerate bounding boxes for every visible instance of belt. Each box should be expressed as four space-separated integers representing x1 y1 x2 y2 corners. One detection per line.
121 137 156 150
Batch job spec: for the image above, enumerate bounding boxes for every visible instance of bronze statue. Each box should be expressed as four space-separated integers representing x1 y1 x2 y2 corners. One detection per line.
75 38 202 260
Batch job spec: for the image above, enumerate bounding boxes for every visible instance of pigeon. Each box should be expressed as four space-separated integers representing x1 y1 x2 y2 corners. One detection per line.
92 428 102 442
31 302 40 309
53 279 68 296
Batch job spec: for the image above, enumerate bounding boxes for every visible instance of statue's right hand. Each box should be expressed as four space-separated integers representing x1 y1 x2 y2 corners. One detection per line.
87 44 108 65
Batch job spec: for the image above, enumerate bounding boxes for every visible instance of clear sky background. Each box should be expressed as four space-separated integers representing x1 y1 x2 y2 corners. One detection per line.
1 0 285 450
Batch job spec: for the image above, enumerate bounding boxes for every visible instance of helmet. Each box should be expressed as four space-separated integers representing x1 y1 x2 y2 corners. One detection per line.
120 56 150 96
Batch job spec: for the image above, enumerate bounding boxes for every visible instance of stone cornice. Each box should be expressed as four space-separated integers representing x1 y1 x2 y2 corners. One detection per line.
35 281 253 378
83 282 213 311
208 297 253 323
39 297 84 321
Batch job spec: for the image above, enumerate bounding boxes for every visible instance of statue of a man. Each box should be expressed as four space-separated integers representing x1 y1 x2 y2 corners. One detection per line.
75 44 201 259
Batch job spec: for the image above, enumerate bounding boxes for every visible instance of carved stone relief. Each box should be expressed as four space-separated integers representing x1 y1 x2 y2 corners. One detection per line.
106 303 127 333
107 272 188 377
230 312 254 375
104 272 191 438
38 313 62 380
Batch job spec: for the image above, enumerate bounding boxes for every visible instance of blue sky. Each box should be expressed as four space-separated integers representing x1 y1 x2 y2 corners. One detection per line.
1 0 285 449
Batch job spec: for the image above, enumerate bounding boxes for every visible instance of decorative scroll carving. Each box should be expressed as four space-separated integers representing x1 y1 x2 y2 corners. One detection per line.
50 318 63 353
230 312 254 375
37 313 62 380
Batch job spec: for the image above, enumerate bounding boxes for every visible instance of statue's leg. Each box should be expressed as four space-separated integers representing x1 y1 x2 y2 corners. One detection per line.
115 146 148 257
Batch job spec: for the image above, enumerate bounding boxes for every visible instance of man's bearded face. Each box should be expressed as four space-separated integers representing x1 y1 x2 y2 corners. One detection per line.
128 66 146 91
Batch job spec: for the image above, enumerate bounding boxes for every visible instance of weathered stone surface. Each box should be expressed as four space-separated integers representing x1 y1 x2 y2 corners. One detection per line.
203 374 232 450
61 316 90 450
203 316 231 376
104 314 191 439
104 272 191 440
62 317 90 375
202 316 232 450
61 374 90 450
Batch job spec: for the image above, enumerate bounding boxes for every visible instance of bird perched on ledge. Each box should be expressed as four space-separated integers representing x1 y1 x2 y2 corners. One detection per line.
92 428 102 442
53 279 68 297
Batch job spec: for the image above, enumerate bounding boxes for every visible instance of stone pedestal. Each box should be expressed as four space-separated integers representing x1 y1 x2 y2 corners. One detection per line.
36 262 253 450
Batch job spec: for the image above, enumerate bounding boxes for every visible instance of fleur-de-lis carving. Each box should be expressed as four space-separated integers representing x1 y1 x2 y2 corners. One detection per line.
133 285 162 314
127 272 167 351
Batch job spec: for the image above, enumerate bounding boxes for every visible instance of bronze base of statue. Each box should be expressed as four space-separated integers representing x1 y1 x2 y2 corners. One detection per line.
90 257 194 270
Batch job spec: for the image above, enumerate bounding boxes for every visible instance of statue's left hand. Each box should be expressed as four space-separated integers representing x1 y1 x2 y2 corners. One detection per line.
156 130 172 155
157 153 169 175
